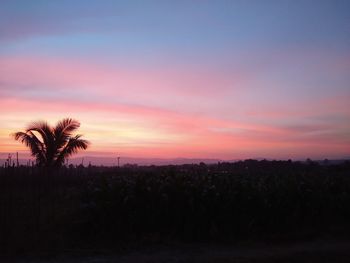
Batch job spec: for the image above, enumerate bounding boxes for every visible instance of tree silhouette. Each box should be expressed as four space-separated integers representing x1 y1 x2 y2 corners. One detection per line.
13 118 89 167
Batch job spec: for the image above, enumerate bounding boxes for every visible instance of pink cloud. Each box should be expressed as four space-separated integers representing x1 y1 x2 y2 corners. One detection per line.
1 55 349 160
1 96 349 160
0 56 242 100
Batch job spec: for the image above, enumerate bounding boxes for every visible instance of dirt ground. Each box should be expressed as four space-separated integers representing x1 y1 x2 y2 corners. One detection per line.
8 239 350 263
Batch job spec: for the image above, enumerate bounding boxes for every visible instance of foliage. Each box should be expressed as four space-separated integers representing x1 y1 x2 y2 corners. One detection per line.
1 160 350 252
13 118 89 167
78 160 350 241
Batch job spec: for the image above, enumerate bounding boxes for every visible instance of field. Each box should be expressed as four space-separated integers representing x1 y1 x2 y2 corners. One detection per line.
1 160 350 261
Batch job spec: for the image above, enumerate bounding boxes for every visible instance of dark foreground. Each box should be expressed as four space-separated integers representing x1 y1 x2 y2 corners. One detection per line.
1 160 350 261
8 240 350 262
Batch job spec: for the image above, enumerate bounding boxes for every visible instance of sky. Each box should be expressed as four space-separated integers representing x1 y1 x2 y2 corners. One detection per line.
0 0 349 161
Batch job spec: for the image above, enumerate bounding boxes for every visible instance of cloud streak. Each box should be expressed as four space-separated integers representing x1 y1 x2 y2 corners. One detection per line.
1 1 349 160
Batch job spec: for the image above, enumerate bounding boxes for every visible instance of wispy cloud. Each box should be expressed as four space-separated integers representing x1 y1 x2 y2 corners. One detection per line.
1 1 349 160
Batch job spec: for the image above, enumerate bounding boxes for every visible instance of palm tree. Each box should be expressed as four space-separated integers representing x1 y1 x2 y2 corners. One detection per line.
13 118 90 168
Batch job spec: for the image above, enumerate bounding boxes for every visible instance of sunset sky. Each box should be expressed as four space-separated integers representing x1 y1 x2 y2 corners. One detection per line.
0 1 349 161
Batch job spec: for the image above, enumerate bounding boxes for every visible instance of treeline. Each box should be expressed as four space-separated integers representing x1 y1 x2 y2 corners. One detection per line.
0 160 350 253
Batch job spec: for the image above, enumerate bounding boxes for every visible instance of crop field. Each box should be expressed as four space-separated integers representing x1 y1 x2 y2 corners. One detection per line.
1 160 350 257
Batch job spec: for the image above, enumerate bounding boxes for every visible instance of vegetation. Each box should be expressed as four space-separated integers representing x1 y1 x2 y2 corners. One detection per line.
1 160 350 254
13 118 89 167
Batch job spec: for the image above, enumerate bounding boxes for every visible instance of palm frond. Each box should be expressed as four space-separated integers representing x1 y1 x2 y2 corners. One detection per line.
26 121 53 146
55 134 89 167
54 118 80 150
14 118 89 168
26 120 56 165
54 118 80 135
12 131 46 164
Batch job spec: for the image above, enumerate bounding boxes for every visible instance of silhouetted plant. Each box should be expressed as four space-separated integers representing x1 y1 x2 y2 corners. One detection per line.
13 118 89 167
1 160 350 249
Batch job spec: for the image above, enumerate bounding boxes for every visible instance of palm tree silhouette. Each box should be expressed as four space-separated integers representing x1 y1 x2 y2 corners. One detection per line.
13 118 89 167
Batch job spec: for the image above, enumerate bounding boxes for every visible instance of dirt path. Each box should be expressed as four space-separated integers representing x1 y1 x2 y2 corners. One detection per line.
12 239 350 262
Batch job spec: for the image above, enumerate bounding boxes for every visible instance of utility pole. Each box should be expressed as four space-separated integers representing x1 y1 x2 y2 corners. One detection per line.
16 152 19 167
117 157 120 168
7 153 12 167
